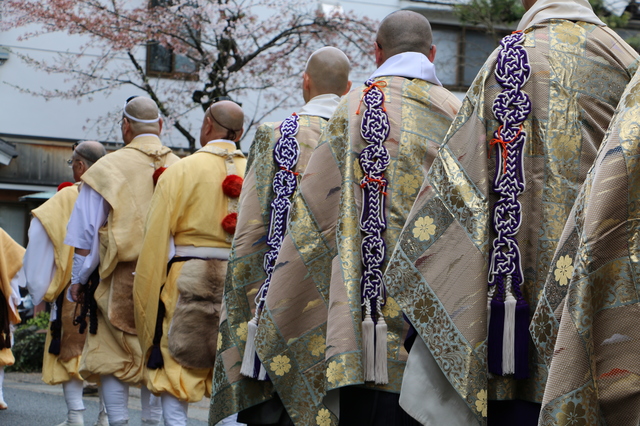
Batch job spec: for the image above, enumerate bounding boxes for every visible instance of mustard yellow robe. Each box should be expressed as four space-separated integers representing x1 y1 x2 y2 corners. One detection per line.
31 184 85 385
134 142 246 402
79 136 179 385
0 228 24 366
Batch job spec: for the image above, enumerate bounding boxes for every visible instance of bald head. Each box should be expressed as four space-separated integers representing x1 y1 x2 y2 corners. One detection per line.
303 47 351 102
75 141 106 166
376 10 434 65
200 100 245 147
121 97 163 143
72 140 107 181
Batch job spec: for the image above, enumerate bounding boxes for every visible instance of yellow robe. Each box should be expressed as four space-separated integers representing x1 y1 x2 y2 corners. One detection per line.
31 184 85 385
79 136 179 385
0 228 24 366
134 142 246 402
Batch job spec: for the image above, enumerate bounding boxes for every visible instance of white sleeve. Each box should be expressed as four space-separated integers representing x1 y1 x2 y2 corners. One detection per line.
9 268 25 314
168 235 176 262
22 217 56 305
65 184 110 285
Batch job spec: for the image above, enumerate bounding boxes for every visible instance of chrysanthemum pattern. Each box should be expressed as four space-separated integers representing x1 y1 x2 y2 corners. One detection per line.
554 255 574 286
316 408 331 426
412 216 436 241
270 354 292 376
326 361 345 385
556 401 587 426
308 334 325 357
236 322 248 341
475 389 488 417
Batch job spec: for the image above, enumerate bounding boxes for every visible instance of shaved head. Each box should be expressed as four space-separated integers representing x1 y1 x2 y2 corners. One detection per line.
376 10 433 62
123 97 162 137
74 140 106 166
304 47 351 101
200 100 245 147
71 140 106 181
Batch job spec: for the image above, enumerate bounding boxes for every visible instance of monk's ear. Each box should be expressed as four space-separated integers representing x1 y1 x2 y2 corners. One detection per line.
344 80 352 96
428 44 436 63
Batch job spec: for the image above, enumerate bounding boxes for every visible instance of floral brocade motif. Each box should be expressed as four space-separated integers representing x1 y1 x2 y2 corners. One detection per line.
385 20 639 426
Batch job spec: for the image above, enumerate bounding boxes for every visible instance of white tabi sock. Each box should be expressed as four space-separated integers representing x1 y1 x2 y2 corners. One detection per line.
161 392 188 426
100 375 129 424
141 385 163 423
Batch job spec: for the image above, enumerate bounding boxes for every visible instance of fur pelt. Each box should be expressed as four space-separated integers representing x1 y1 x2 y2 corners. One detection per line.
168 258 226 369
59 288 86 362
107 261 137 335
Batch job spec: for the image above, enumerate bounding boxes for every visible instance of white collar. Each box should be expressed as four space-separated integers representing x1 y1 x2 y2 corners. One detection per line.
517 0 604 31
205 139 237 150
298 94 342 120
369 52 441 86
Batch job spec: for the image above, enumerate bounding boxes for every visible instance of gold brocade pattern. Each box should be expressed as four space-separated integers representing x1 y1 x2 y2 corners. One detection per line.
251 76 460 425
210 116 331 424
384 20 638 425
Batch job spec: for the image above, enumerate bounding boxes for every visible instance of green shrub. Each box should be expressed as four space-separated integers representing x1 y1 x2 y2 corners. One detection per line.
7 312 49 372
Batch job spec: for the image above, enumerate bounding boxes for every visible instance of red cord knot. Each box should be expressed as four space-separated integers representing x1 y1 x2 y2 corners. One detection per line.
360 174 388 195
489 125 523 174
356 81 388 115
280 166 299 176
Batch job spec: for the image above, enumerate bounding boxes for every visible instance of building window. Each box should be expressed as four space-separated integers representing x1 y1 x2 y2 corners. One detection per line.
432 24 505 91
146 42 198 79
146 0 198 79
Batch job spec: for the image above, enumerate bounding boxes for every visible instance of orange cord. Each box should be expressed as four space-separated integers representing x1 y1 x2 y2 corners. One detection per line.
356 81 388 115
489 125 523 174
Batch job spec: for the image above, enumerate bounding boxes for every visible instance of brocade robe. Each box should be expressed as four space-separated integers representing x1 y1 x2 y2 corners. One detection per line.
532 61 640 426
383 19 639 426
134 141 246 403
252 76 459 425
210 114 333 424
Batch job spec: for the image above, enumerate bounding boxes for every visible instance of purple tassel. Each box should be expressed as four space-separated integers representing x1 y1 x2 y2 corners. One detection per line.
488 297 505 375
514 301 530 379
253 353 262 378
147 344 164 369
48 338 61 355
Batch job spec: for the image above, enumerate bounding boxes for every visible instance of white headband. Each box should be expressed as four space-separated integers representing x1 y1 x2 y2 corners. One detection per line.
123 100 161 123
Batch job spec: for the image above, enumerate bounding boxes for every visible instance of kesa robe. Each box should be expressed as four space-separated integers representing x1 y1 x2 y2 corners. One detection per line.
383 20 638 426
253 77 459 425
533 67 640 426
77 136 179 384
210 116 331 423
134 142 246 403
0 228 23 367
31 184 86 385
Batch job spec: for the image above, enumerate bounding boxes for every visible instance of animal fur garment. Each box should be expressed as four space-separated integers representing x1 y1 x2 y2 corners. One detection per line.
168 258 225 369
107 261 137 335
59 290 86 362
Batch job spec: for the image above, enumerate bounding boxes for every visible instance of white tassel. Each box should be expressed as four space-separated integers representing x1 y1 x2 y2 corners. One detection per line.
240 317 258 378
502 293 516 375
362 314 375 382
375 316 388 384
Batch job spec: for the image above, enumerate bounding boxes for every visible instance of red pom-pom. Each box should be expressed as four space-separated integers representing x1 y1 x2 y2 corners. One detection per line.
222 212 238 235
153 167 168 185
222 174 243 198
57 182 74 192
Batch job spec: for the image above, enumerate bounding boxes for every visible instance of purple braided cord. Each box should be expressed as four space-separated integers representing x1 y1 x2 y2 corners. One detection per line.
488 32 531 304
359 79 391 320
255 113 300 312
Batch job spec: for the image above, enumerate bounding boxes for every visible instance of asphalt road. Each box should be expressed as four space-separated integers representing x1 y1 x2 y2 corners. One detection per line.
1 372 210 426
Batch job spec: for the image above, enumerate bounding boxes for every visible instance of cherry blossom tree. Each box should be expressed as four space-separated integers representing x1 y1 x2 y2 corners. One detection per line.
1 0 376 151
